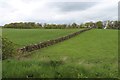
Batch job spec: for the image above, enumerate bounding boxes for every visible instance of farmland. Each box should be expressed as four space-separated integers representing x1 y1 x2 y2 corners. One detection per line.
2 29 118 78
2 29 81 47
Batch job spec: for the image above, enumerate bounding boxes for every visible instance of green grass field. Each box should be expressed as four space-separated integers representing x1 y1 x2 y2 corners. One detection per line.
2 29 118 78
2 29 80 47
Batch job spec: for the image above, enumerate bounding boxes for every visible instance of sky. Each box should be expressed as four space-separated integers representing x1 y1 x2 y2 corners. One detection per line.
0 0 119 26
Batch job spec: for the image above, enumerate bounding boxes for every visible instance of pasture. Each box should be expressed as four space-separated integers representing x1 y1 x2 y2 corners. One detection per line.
2 29 118 78
2 29 80 47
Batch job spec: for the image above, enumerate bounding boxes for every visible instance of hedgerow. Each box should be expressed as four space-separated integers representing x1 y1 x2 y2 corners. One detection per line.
2 37 16 59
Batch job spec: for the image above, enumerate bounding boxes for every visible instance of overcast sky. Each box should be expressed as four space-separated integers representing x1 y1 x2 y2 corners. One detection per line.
0 0 119 26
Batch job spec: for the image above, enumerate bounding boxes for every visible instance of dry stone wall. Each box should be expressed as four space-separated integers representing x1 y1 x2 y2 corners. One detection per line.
18 28 92 53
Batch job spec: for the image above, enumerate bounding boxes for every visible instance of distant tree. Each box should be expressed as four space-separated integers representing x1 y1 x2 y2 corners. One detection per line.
84 22 94 28
96 21 103 29
113 21 120 29
118 21 120 29
61 24 67 29
37 23 42 28
71 23 77 28
79 23 85 28
85 22 90 28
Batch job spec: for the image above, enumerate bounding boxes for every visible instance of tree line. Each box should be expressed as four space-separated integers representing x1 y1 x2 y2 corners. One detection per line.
4 22 41 29
3 22 85 29
3 21 120 29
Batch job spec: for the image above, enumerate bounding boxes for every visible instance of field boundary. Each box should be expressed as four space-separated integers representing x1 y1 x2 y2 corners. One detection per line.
17 28 92 53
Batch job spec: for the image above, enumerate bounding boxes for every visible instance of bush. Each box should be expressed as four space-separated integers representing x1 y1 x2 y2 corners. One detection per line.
2 37 16 59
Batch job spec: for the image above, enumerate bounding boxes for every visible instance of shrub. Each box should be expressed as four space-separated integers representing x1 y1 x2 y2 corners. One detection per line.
2 37 16 59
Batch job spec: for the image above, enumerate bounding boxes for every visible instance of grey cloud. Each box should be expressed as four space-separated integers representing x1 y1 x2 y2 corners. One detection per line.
0 0 118 26
49 2 98 12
